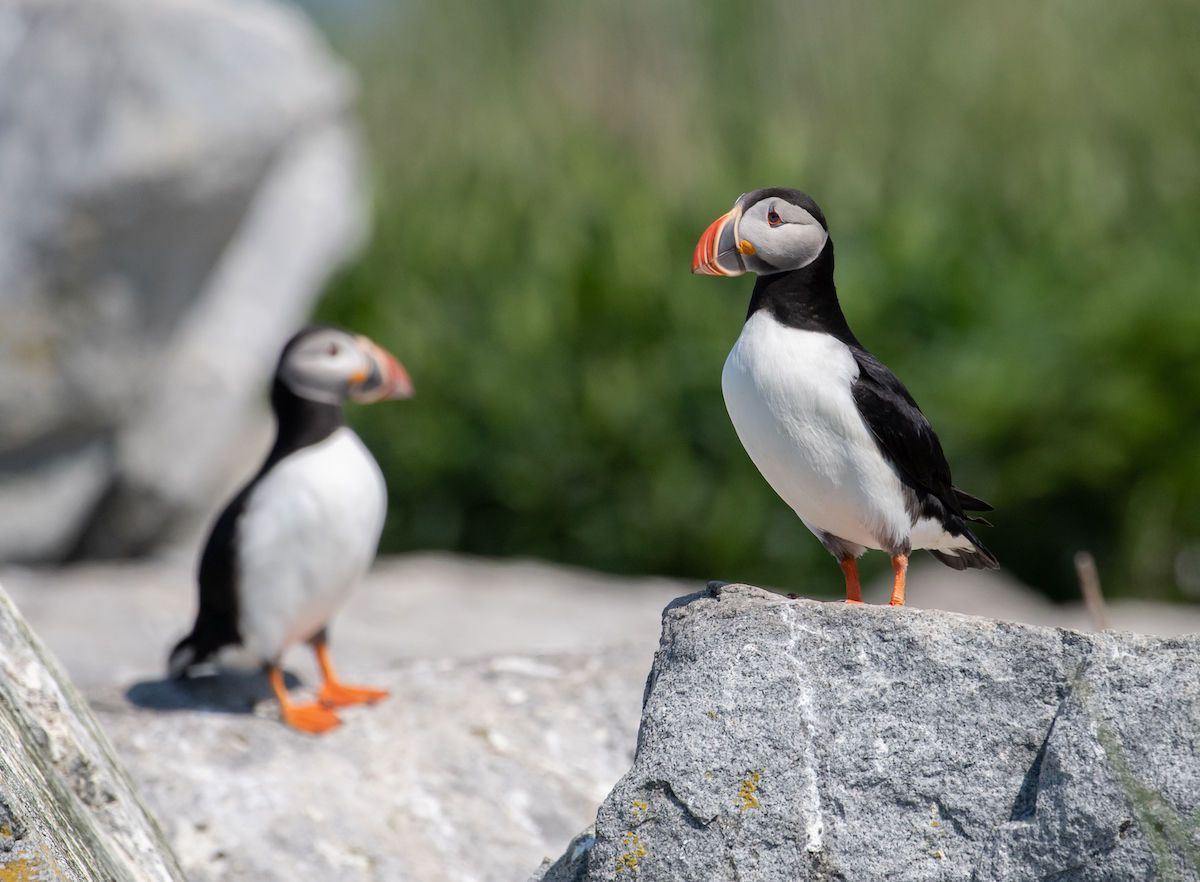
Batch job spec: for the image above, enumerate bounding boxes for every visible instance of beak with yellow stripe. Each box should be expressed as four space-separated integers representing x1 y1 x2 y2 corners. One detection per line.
348 336 414 403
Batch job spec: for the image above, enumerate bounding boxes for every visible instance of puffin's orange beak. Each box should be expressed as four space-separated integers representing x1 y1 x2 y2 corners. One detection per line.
350 337 414 403
691 209 746 276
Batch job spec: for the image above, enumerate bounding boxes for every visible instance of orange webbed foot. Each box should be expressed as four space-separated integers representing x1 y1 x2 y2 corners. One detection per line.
318 682 390 709
281 701 342 734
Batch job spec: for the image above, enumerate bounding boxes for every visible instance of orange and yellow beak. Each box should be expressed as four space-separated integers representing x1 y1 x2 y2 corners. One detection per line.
691 207 747 277
349 337 414 403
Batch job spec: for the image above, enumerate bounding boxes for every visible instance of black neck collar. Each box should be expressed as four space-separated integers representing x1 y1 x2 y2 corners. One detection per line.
264 378 345 470
745 240 859 346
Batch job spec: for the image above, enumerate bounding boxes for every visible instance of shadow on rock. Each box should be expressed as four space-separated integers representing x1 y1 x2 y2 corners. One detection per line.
125 669 302 714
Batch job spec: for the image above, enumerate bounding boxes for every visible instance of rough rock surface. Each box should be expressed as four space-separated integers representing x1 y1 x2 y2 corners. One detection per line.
0 584 185 881
0 0 366 561
533 583 1200 882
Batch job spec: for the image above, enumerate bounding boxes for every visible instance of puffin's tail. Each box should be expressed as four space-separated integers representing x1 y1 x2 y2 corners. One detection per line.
167 632 201 678
953 487 995 526
929 524 999 571
953 487 993 512
167 628 230 678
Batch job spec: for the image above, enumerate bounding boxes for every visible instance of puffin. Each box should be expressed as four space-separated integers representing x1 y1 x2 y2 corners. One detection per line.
168 325 413 733
692 188 997 605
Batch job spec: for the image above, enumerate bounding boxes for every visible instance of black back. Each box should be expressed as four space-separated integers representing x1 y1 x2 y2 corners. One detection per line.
169 351 345 674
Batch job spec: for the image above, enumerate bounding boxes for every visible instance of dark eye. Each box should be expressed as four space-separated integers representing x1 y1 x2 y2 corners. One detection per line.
767 206 783 227
327 342 340 356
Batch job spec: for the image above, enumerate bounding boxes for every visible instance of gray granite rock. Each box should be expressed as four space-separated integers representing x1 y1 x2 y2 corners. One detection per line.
0 0 366 560
533 583 1200 882
0 583 186 881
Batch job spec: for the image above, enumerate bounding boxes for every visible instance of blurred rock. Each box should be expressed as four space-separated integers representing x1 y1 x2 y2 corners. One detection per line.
534 583 1200 882
95 650 645 882
3 554 687 882
0 583 185 881
1 554 691 690
0 0 366 561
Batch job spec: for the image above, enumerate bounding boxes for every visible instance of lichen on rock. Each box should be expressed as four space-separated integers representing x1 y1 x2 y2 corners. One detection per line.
533 583 1200 882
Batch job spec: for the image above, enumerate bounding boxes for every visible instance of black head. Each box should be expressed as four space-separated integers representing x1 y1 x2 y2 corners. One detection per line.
692 188 830 277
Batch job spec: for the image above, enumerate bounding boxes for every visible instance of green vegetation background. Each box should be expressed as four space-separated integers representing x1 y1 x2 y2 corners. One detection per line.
313 0 1200 602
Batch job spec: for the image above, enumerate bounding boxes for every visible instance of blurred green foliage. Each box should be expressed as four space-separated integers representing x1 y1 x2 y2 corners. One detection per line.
315 0 1200 601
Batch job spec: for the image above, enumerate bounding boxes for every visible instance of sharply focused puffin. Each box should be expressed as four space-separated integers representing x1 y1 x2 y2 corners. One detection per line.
693 188 997 605
169 326 413 733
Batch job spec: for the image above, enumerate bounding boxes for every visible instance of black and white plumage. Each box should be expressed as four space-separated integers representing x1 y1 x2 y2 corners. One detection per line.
169 326 413 732
693 188 996 605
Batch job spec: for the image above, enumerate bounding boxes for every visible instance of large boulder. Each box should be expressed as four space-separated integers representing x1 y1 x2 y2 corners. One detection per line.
533 583 1200 882
0 583 185 881
0 0 366 561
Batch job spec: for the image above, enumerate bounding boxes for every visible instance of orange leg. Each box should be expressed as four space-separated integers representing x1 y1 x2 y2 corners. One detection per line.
314 641 390 709
840 559 863 605
890 553 909 606
269 665 341 734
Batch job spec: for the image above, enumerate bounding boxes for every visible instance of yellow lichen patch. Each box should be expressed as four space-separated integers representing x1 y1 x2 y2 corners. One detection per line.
0 857 39 882
0 823 11 838
928 803 943 827
631 799 649 817
614 831 648 874
737 771 762 811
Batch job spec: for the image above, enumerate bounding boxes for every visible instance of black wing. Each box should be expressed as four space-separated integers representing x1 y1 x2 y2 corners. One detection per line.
167 484 252 674
849 346 990 523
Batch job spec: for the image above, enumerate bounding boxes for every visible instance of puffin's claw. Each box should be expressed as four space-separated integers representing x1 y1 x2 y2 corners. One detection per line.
312 640 388 708
269 665 342 734
281 701 342 734
318 682 390 708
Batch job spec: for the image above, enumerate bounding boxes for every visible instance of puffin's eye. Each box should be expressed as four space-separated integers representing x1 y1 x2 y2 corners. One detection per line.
327 342 340 356
767 206 783 227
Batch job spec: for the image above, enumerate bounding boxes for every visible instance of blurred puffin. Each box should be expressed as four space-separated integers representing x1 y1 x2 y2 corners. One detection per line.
169 326 413 733
693 188 997 605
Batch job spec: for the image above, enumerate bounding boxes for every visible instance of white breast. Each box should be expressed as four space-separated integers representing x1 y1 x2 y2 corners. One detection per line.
235 427 386 663
721 311 912 552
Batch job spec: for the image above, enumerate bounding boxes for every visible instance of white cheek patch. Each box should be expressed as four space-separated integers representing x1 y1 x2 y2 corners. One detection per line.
770 224 828 270
280 363 344 404
740 205 828 272
280 350 367 404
